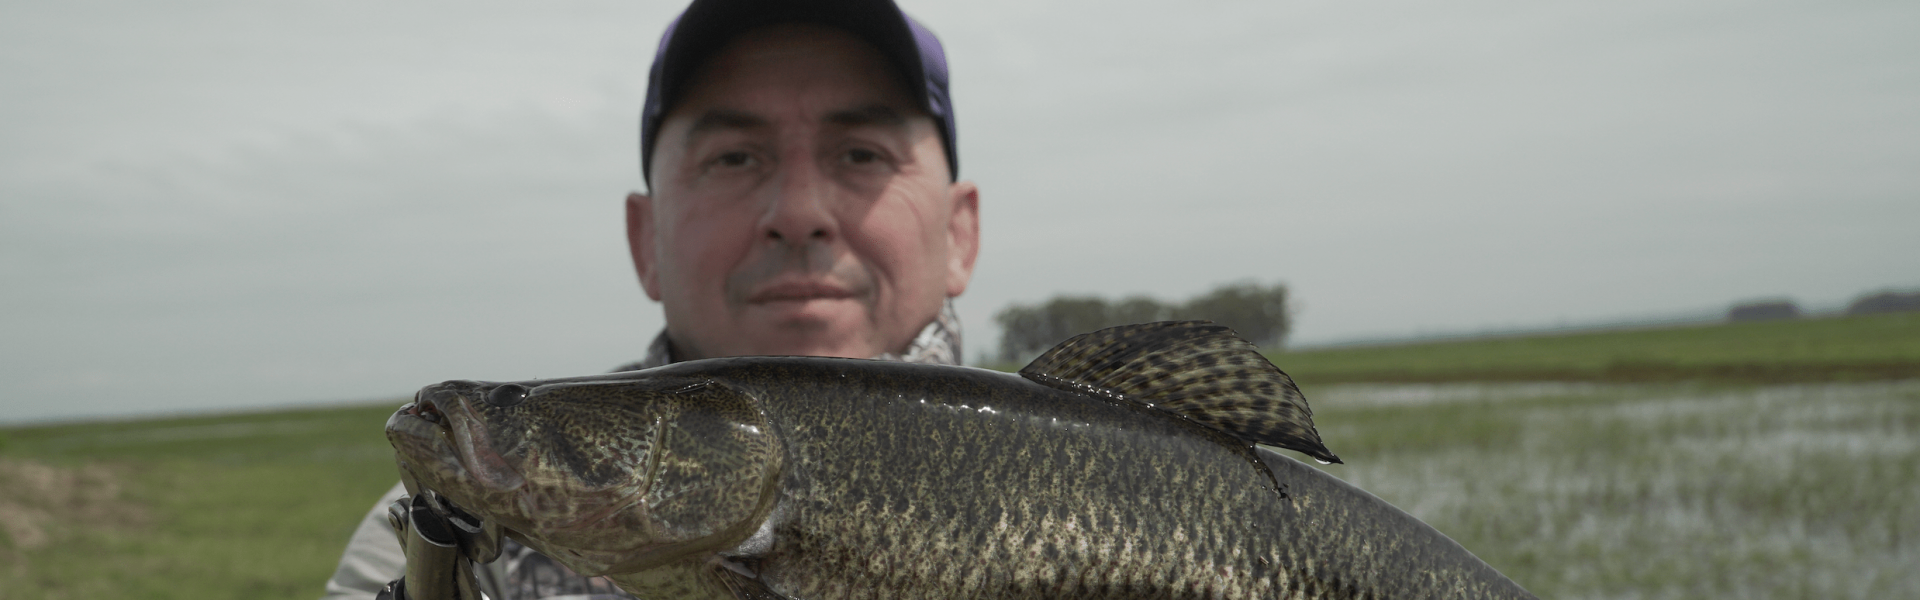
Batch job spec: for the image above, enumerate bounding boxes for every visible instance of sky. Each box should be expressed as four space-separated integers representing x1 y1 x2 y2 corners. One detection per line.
3 0 1916 424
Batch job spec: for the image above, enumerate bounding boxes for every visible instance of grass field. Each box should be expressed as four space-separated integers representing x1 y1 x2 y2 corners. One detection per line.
2 313 1916 599
1274 312 1920 385
0 405 403 600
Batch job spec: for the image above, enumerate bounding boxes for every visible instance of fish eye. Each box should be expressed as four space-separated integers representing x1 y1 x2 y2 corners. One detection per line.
485 384 529 408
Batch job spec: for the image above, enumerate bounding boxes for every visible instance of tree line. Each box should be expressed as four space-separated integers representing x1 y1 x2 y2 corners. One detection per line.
992 281 1291 364
1727 288 1920 322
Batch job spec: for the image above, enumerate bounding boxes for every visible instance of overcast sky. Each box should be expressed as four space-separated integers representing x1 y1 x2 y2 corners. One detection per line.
3 0 1916 424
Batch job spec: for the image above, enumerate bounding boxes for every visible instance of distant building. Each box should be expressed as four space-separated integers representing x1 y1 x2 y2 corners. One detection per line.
1846 290 1920 315
1727 300 1801 322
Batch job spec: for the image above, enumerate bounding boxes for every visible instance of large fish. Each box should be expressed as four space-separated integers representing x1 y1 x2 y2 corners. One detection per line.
387 322 1536 599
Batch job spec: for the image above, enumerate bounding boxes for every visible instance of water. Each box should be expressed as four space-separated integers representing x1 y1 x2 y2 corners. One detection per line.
1299 381 1920 600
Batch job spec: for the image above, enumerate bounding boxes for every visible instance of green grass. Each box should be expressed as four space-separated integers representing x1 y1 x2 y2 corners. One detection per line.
0 404 405 600
1273 312 1920 385
3 314 1918 598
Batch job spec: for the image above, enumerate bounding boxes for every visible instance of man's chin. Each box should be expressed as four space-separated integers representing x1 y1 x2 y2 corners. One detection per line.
739 299 880 358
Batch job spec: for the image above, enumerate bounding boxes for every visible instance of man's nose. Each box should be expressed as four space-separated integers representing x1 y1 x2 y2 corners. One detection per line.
758 155 837 245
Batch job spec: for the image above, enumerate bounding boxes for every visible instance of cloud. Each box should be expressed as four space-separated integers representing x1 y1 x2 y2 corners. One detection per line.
3 0 1917 421
1 103 662 422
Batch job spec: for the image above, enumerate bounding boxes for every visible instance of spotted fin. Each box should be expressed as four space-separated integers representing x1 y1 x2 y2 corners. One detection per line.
1019 321 1342 464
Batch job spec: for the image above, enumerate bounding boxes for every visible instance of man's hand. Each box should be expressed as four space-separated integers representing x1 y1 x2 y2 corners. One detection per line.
375 491 501 600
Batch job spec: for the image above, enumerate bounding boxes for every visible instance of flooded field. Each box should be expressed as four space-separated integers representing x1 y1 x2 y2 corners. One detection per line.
2 381 1914 598
1303 380 1920 599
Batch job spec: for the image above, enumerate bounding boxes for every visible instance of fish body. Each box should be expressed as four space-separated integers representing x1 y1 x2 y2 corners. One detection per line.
388 322 1535 599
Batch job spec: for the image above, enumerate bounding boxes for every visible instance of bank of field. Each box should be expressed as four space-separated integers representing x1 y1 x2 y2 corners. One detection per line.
1275 312 1920 385
2 313 1916 598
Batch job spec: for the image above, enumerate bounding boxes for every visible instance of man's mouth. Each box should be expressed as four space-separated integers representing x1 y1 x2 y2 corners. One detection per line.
747 281 859 304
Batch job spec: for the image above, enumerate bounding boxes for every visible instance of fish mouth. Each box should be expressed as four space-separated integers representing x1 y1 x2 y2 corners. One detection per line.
386 386 528 508
386 394 454 462
406 392 447 423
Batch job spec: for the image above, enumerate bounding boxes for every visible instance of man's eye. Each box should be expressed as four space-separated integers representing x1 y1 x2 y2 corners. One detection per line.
714 151 756 168
843 148 880 165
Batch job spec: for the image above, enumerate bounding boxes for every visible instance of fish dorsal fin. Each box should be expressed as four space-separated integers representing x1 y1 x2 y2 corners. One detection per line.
1019 321 1342 464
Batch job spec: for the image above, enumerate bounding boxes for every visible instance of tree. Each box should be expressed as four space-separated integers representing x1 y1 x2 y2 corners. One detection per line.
1109 295 1169 325
1726 300 1800 322
1172 280 1291 349
992 281 1292 363
994 295 1130 363
1846 290 1920 315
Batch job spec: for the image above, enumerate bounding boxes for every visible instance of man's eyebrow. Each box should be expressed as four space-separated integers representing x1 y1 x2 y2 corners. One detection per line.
824 104 908 128
687 109 770 136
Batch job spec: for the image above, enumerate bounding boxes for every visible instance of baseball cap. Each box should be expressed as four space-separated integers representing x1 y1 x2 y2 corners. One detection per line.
639 0 958 187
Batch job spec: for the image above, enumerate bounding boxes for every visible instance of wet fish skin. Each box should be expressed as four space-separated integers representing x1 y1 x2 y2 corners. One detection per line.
388 322 1537 599
390 374 784 576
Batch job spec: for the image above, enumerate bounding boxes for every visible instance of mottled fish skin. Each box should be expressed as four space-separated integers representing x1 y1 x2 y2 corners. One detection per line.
388 324 1537 600
635 358 1532 600
389 376 783 577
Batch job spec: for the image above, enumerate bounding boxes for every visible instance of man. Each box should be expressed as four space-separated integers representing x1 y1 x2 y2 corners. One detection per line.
321 0 979 598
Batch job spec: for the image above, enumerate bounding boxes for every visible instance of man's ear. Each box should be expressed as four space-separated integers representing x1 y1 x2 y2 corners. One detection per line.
944 181 981 298
626 192 663 301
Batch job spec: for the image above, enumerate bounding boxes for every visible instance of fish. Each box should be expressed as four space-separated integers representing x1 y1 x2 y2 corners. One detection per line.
387 321 1537 599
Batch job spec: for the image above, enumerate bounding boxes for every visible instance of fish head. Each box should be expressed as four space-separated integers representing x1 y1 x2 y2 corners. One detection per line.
386 375 782 575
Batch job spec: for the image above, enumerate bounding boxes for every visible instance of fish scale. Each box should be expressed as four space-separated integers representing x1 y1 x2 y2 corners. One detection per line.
389 322 1537 599
741 367 1271 598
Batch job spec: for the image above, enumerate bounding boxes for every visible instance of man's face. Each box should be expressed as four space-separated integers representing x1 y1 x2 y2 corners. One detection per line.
628 24 980 360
